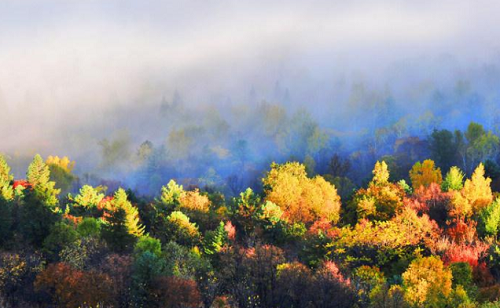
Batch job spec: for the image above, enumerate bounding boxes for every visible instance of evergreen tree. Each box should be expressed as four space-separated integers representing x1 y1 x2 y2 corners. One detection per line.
102 188 144 251
0 155 13 245
203 221 228 255
113 188 144 237
18 190 59 247
131 251 166 307
0 155 13 201
102 207 135 252
26 154 60 207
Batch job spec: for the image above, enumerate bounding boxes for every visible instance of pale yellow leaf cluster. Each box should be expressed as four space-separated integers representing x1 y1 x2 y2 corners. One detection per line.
449 163 493 218
179 190 211 213
46 156 75 173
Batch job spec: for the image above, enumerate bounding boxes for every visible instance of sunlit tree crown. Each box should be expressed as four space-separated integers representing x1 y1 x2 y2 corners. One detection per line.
442 166 465 192
371 161 390 186
27 154 60 207
0 155 13 201
462 163 493 213
112 188 145 237
409 159 442 190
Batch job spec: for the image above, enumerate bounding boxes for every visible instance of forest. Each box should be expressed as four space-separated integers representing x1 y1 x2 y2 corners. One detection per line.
4 2 500 308
2 121 500 307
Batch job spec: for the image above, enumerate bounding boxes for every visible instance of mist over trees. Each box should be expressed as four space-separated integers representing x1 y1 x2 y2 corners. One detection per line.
2 151 500 307
4 1 500 307
2 1 500 197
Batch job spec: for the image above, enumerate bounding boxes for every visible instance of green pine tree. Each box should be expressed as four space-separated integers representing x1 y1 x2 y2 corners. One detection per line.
0 155 13 245
0 155 13 201
26 154 60 207
113 188 145 237
203 221 228 255
102 188 145 252
102 207 135 252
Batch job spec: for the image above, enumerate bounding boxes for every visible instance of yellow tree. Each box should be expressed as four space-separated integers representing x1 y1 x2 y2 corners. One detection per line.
462 163 493 214
73 185 104 210
262 162 341 225
160 180 185 206
159 180 211 213
448 190 473 221
179 190 211 213
45 156 75 173
46 156 76 194
402 256 452 307
409 159 442 190
351 161 405 221
372 161 390 186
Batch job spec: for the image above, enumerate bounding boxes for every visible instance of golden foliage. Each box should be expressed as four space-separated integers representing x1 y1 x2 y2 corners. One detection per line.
45 156 75 173
409 159 442 190
449 190 473 220
402 256 452 307
353 162 405 221
179 189 211 213
262 162 341 225
167 211 200 238
462 163 493 213
336 207 439 251
160 180 211 213
372 161 390 186
448 164 494 220
102 189 145 237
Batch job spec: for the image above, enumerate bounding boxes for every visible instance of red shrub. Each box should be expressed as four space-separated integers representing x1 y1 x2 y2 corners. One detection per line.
35 263 114 308
447 219 478 244
443 241 490 279
99 254 133 304
308 218 340 238
413 183 451 225
224 221 236 241
13 180 31 190
318 261 350 286
152 276 202 308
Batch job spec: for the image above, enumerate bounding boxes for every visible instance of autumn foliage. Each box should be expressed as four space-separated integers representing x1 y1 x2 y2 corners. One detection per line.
2 149 500 308
263 162 341 225
35 262 114 308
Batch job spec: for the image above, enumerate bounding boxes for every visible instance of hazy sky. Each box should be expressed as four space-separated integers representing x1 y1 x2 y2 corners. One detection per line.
1 0 500 155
